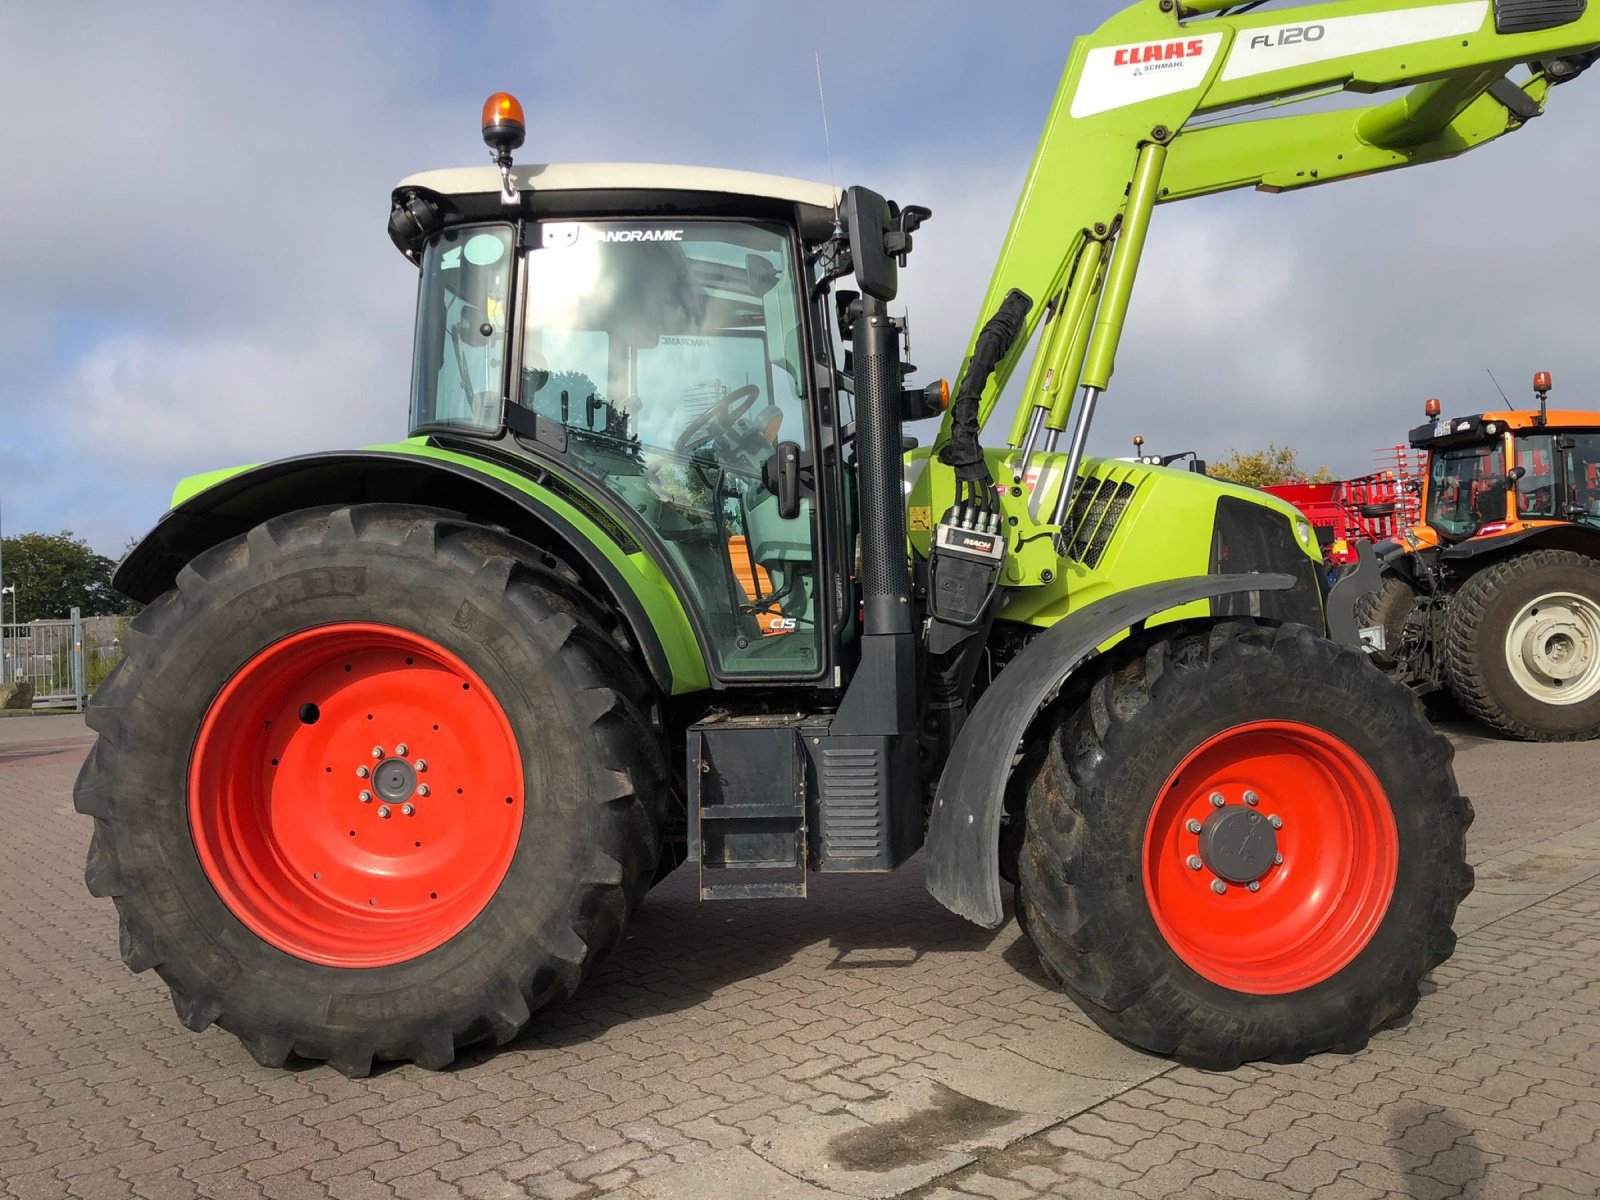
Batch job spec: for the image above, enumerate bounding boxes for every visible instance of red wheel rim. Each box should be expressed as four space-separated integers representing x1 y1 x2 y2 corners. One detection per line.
188 624 524 968
1142 721 1398 994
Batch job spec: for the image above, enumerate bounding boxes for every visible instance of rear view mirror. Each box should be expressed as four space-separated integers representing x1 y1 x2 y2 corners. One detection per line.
845 186 898 302
745 254 779 297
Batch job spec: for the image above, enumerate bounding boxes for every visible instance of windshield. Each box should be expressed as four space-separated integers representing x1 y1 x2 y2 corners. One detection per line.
1426 440 1507 540
410 226 515 434
519 218 820 677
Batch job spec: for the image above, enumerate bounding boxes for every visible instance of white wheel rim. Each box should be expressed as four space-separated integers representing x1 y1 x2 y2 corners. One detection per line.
1503 590 1600 706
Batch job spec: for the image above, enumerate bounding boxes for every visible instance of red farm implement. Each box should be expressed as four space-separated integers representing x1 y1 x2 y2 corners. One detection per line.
1264 447 1421 567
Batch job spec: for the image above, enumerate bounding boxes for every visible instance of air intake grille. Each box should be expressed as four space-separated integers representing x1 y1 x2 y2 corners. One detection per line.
1060 473 1138 568
820 747 884 861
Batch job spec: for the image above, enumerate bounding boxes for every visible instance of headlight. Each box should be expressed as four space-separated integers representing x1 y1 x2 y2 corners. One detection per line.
1296 518 1313 546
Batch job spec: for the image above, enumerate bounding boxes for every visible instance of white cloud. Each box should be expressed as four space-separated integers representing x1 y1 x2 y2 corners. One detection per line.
70 323 410 473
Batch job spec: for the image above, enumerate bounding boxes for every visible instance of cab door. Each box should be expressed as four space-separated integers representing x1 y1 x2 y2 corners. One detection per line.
514 217 830 681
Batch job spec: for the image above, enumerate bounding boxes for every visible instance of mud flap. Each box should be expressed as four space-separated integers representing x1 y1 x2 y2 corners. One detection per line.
924 573 1295 929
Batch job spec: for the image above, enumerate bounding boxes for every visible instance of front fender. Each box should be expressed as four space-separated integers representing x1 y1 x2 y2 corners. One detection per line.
115 445 709 695
925 572 1295 929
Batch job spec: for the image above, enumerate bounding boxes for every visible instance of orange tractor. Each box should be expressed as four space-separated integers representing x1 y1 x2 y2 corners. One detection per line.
1330 373 1600 740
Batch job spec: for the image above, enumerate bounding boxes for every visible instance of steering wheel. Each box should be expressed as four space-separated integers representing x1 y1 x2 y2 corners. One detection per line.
674 385 763 455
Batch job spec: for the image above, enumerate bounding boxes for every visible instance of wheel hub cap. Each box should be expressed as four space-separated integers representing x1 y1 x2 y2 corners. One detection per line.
372 757 419 802
1198 806 1278 884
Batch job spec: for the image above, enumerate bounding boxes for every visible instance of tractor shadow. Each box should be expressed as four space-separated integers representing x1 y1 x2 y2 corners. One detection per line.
456 852 1021 1065
1386 1101 1491 1198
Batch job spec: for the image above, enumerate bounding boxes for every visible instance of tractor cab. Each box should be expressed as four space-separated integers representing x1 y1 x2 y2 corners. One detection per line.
1406 377 1600 550
390 133 882 684
384 97 952 691
399 189 834 680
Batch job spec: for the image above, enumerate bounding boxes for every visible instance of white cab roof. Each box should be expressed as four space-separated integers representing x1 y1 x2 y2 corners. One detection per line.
396 162 841 211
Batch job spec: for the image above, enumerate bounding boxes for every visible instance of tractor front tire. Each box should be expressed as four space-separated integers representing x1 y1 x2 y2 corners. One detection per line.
1443 549 1600 741
1016 620 1472 1069
75 504 666 1076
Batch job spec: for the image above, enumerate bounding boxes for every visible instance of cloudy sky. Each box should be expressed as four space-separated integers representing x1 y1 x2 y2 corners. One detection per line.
3 1 1598 556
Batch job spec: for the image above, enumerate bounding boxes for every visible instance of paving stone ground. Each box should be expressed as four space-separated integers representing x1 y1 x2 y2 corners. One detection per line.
1 715 1597 1199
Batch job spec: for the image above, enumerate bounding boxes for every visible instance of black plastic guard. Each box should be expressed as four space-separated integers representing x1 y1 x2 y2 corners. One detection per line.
924 572 1295 929
1325 539 1388 648
1495 0 1586 35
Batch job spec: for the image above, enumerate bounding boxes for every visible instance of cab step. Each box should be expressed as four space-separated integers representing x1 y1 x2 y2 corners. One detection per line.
688 716 809 901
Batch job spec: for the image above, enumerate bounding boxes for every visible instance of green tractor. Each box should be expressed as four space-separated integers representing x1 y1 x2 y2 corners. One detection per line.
79 1 1598 1076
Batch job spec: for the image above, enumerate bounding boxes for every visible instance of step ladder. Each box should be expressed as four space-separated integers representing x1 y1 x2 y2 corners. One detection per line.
688 716 808 900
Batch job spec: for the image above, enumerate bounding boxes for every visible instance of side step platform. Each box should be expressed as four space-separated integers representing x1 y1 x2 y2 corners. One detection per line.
686 713 924 900
689 716 809 900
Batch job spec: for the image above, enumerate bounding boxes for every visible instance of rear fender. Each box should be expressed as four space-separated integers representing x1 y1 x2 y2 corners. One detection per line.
115 448 709 695
1441 522 1600 564
925 572 1295 929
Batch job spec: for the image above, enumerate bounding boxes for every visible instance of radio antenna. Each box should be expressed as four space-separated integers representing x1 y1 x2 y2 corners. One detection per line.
1486 368 1511 406
814 51 843 235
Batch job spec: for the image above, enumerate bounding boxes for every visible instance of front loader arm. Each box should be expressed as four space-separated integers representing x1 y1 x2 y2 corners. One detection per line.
937 0 1599 477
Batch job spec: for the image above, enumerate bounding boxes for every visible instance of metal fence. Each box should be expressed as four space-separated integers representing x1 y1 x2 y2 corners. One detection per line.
1 608 87 711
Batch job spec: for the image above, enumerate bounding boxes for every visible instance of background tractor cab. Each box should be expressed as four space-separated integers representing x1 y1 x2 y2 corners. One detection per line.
1406 376 1600 551
1332 372 1600 741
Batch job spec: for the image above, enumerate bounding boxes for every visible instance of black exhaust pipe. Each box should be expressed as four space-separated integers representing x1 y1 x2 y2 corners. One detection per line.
854 291 912 639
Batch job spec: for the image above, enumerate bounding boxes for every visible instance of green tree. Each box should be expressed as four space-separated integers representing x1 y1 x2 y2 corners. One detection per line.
0 532 138 623
1209 445 1337 488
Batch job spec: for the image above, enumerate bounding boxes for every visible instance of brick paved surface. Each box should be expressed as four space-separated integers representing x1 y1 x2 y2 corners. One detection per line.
2 716 1597 1199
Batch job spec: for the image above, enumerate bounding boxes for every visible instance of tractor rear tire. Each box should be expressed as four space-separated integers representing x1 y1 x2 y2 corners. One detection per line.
1443 549 1600 741
1352 574 1418 669
1015 620 1472 1070
75 504 666 1075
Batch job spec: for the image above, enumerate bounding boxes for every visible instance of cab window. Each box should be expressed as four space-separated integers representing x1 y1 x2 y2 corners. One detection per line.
1559 433 1600 520
1426 441 1506 540
1514 434 1556 520
519 219 822 678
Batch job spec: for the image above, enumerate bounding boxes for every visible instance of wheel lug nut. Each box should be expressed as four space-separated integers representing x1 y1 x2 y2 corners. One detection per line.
1274 853 1284 865
414 760 428 773
356 766 370 779
1209 792 1225 808
396 743 409 756
1248 880 1261 893
1185 819 1202 834
417 784 430 797
372 747 385 760
378 806 391 819
1187 855 1203 870
1211 879 1227 895
1243 790 1259 806
1268 815 1283 829
359 791 372 803
401 803 415 817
